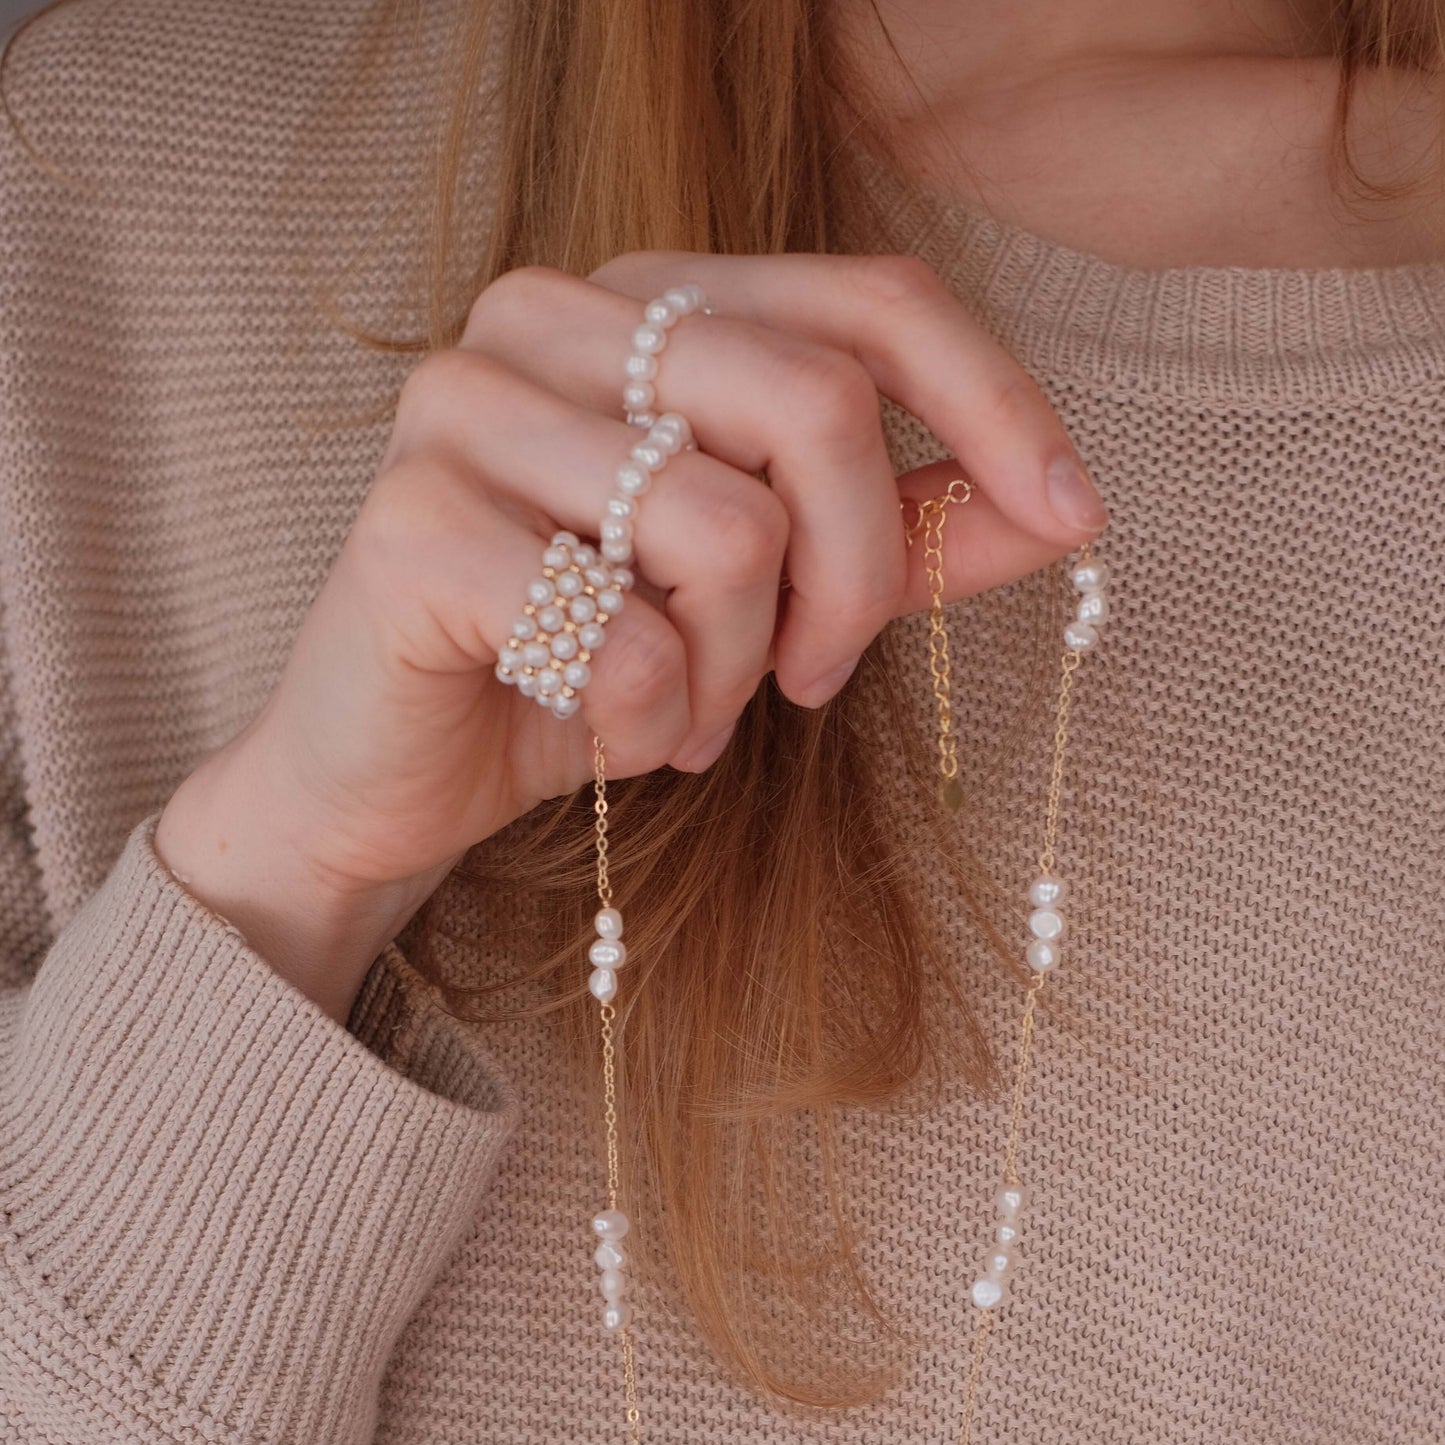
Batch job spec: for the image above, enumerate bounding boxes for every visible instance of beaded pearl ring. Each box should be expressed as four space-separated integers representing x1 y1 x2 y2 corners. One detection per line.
491 283 711 716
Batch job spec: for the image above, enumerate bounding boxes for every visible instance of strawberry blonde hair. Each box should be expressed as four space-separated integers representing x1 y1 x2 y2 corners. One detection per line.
6 0 1443 1416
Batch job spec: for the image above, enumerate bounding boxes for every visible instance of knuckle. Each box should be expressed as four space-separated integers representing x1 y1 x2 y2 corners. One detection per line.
396 347 502 427
780 343 878 440
985 364 1048 427
846 252 944 309
600 614 687 714
353 456 471 581
463 264 569 344
686 475 789 590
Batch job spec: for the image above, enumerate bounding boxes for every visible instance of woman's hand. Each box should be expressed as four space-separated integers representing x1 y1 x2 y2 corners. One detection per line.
154 252 1107 1021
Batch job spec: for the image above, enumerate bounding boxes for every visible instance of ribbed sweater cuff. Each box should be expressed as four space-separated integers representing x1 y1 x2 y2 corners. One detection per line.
0 808 520 1444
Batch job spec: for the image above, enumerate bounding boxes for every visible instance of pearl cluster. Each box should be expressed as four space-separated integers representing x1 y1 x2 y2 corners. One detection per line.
970 1183 1027 1310
492 533 626 716
586 905 628 1004
1023 871 1068 974
1063 556 1110 652
590 1206 632 1331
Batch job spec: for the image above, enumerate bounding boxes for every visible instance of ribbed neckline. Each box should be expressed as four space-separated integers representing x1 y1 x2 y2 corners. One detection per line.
839 139 1445 402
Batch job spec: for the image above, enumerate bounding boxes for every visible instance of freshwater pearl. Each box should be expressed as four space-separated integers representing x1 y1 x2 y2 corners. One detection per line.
616 463 651 497
542 545 571 570
1076 590 1109 625
624 353 658 381
536 604 566 633
493 661 516 684
981 1245 1015 1279
1025 938 1060 973
647 422 683 455
563 661 591 689
512 614 538 640
970 1277 1005 1310
551 529 581 548
584 565 612 588
555 570 585 598
1069 559 1109 592
572 543 598 567
996 1221 1019 1247
588 967 618 1003
516 673 538 698
629 412 657 429
535 668 562 696
578 622 607 650
1028 874 1068 908
601 539 634 564
550 633 579 661
631 442 666 472
589 938 627 969
597 589 624 616
655 411 692 448
594 907 624 939
521 641 551 669
498 644 523 670
569 595 598 624
592 1209 631 1240
608 495 637 520
623 380 656 412
1028 908 1064 941
995 1184 1027 1219
632 323 667 355
603 1302 632 1331
551 693 581 719
526 577 556 606
600 517 633 544
664 283 705 313
594 1239 627 1270
1064 620 1099 651
611 566 635 590
643 298 677 328
599 1269 629 1301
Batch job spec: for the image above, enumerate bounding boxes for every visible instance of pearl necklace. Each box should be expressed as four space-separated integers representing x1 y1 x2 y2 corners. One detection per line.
504 283 1112 1441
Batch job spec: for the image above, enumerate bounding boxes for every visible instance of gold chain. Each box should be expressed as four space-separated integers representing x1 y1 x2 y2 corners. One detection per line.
593 736 641 1442
902 478 975 813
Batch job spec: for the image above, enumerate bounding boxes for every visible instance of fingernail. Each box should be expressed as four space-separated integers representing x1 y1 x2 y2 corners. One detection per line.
679 723 735 773
1045 455 1109 532
801 654 861 707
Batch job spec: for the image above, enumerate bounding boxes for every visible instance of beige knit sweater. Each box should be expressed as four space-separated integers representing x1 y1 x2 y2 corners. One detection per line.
2 2 1443 1442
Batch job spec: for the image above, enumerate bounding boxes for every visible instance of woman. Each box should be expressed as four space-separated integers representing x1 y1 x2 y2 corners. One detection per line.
1 0 1440 1440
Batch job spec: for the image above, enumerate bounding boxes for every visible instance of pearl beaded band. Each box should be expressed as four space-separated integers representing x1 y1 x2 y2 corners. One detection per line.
492 282 712 715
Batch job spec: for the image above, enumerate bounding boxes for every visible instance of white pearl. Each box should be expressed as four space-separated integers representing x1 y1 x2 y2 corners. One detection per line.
607 494 637 520
569 595 598 624
550 632 579 661
623 380 657 412
629 411 657 429
516 673 538 698
995 1184 1027 1219
601 539 634 564
542 545 571 570
535 668 562 696
643 298 677 328
536 604 565 633
526 577 556 606
573 543 599 567
600 517 633 543
533 688 555 708
1070 559 1109 593
578 621 607 650
616 463 651 497
551 530 581 548
646 424 682 456
1076 590 1108 625
589 938 627 969
498 644 523 670
1025 938 1060 973
594 906 624 939
555 570 584 598
493 661 517 684
550 693 581 719
631 442 666 472
611 566 635 590
1028 874 1068 908
584 565 612 588
662 285 697 315
563 661 591 689
603 1302 632 1331
599 1269 629 1301
655 411 692 448
996 1221 1019 1247
970 1277 1005 1310
592 1209 631 1240
594 1239 627 1270
512 614 538 640
1028 908 1064 941
597 589 624 615
588 967 617 1002
632 323 667 355
981 1245 1015 1279
1064 620 1099 651
624 353 658 381
521 641 551 669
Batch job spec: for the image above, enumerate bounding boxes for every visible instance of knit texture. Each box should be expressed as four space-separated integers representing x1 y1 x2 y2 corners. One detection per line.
0 2 1442 1442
